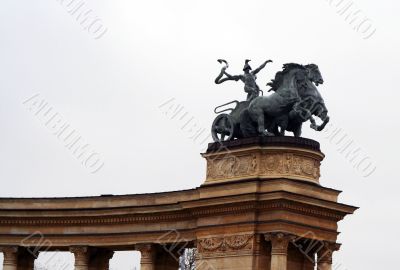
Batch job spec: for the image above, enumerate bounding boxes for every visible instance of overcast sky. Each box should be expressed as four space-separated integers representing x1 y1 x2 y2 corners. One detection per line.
0 0 399 269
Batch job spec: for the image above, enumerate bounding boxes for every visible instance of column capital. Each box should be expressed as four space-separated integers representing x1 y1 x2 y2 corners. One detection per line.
264 232 296 254
317 242 341 264
70 246 89 268
0 246 18 254
136 244 156 264
0 246 18 266
69 246 88 254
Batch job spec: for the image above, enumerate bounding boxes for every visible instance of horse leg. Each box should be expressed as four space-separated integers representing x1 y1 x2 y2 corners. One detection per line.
254 110 274 136
278 116 288 136
255 111 267 135
271 116 286 136
293 124 302 137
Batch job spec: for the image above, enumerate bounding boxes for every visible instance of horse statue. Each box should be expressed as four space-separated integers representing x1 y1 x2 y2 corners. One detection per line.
239 63 329 137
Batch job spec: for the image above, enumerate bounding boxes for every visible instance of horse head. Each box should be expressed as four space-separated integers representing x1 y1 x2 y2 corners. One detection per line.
305 64 324 86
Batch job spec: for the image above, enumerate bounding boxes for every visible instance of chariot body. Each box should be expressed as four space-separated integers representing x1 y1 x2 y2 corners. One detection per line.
211 100 250 142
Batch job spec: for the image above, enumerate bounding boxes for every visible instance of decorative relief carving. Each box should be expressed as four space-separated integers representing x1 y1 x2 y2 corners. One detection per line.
206 154 257 180
197 234 253 254
225 234 253 250
205 150 321 183
198 237 224 251
260 153 320 179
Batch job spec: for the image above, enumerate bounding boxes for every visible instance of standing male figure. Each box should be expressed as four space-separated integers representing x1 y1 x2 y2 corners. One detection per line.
215 59 273 101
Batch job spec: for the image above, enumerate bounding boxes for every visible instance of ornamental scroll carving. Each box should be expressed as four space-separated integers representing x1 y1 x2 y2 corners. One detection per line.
205 150 321 183
197 234 254 254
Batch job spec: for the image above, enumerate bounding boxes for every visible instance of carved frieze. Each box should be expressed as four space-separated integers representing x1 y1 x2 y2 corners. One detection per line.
197 234 254 255
204 147 322 184
260 153 320 179
206 154 257 179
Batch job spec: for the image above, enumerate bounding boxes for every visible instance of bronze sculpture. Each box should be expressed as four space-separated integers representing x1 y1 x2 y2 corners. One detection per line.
212 60 330 142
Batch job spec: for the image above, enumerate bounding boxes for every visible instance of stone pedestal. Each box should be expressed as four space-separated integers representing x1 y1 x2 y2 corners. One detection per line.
202 137 323 186
196 137 356 270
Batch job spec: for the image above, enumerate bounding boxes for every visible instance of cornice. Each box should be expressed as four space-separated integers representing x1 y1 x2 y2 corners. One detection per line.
0 197 348 226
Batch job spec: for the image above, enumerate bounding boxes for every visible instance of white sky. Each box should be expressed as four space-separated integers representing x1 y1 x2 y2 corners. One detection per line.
0 0 399 269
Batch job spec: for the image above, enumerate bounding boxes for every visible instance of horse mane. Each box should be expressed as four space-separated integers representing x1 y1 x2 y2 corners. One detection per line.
267 63 306 92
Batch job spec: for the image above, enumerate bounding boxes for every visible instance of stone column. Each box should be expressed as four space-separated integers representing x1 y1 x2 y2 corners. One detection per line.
317 242 340 270
0 247 18 270
70 246 89 270
0 247 38 270
136 244 156 270
302 255 315 270
265 233 295 270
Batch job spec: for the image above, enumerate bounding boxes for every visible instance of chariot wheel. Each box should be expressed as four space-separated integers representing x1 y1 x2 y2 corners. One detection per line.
211 114 235 142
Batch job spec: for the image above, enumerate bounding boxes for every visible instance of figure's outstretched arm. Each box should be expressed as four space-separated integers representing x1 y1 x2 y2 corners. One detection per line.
215 67 241 84
252 60 273 75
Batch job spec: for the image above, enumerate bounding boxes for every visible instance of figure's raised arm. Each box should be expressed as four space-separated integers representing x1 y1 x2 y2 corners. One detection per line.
215 62 241 84
252 60 273 75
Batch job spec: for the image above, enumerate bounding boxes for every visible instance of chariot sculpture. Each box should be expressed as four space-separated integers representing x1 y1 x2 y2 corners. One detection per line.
211 59 330 142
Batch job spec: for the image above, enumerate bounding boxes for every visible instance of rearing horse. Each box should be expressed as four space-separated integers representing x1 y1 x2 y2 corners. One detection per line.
239 63 329 137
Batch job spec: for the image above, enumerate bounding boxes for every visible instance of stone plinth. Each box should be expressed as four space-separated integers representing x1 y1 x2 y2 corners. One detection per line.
202 136 323 186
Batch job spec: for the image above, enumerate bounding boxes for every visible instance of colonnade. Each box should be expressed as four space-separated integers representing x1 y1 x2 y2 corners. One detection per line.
0 233 340 270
